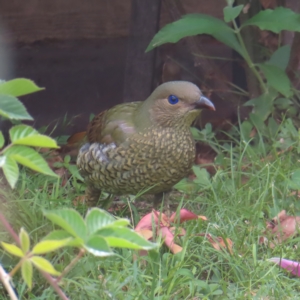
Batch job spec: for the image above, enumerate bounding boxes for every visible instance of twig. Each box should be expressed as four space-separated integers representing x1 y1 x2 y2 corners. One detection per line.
40 272 69 300
0 264 18 300
56 248 85 283
0 212 20 244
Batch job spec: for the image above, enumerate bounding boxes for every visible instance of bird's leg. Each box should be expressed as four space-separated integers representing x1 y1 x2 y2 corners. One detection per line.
85 185 102 207
85 185 114 209
153 191 171 216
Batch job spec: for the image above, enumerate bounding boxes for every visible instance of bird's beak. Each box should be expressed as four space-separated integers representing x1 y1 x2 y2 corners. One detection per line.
195 96 215 111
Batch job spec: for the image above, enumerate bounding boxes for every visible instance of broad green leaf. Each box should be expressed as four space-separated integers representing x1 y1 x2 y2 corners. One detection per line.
274 97 292 110
21 260 33 289
44 209 87 240
85 235 114 257
0 95 33 120
268 117 279 137
9 125 59 148
268 45 291 70
244 93 274 121
97 227 157 250
19 228 30 253
242 7 300 33
258 63 292 97
192 166 211 187
146 14 244 56
86 208 129 235
291 170 300 187
240 120 253 142
30 256 60 276
2 156 19 188
4 145 57 176
42 230 82 247
0 78 44 97
174 178 198 194
223 5 243 22
67 164 84 181
0 132 4 148
249 112 266 133
0 156 6 167
32 238 72 254
1 242 23 257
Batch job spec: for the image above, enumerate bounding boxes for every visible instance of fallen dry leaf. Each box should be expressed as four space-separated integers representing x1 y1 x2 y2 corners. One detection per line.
260 210 300 248
203 233 234 254
135 209 207 255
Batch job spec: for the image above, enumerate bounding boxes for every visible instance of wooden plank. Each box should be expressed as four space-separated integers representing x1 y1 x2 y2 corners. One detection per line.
123 0 162 102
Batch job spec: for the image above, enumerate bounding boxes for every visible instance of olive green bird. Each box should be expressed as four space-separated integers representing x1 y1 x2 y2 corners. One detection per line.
77 81 215 207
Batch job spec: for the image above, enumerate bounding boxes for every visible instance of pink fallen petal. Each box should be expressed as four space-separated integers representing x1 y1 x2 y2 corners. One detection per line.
269 257 300 277
169 226 186 236
169 209 199 223
135 210 168 231
136 229 153 240
160 226 182 254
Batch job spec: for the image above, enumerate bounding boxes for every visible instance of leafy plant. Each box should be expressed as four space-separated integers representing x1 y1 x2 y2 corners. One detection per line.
1 208 156 291
0 78 156 299
147 4 300 143
0 79 59 188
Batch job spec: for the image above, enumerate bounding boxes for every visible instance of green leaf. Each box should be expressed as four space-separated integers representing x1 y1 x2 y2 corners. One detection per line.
244 93 275 121
19 228 30 253
21 260 33 289
274 97 292 110
2 156 19 188
192 166 211 187
1 242 24 257
44 209 87 240
268 117 279 137
240 120 253 142
258 63 292 97
9 125 59 148
85 235 114 257
97 227 157 250
249 113 266 133
0 156 6 167
242 7 300 33
174 178 198 194
42 230 82 247
268 45 291 70
30 256 60 276
86 208 129 235
0 132 4 148
4 145 58 176
0 78 44 97
146 14 244 56
0 95 33 120
223 5 243 22
32 238 72 255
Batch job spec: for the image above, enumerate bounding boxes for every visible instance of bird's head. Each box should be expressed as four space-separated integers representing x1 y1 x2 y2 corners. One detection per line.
140 81 215 128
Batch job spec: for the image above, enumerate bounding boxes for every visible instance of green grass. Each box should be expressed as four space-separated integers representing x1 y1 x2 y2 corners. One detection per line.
1 139 300 299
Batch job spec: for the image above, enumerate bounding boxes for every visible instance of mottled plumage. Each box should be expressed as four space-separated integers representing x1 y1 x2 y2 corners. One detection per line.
77 81 215 206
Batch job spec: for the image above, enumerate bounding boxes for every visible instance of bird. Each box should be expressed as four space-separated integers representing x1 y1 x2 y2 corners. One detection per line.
76 81 215 208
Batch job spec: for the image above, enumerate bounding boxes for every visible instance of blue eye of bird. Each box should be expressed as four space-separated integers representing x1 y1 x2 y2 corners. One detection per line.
168 95 179 105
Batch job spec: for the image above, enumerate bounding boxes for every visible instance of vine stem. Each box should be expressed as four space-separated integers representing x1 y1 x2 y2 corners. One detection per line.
56 248 85 283
232 19 268 94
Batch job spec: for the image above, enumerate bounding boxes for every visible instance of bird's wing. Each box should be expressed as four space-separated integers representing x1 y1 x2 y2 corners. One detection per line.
87 102 141 145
